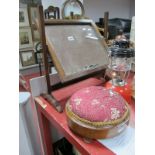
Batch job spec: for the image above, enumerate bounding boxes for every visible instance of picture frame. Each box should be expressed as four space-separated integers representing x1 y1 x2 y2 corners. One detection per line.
19 7 29 27
28 5 38 27
19 27 33 49
32 29 40 42
19 55 22 69
20 49 36 67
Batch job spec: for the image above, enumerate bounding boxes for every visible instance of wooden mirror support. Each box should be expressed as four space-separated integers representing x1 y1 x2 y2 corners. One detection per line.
104 12 109 42
37 5 63 113
36 5 109 112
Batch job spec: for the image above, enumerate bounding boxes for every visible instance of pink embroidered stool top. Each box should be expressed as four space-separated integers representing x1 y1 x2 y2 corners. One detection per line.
66 86 130 139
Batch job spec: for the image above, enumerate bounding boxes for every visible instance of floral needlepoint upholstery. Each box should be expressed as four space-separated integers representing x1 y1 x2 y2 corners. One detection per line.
68 86 128 125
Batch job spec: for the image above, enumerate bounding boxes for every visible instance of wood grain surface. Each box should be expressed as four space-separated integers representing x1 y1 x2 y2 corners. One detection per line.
44 20 109 82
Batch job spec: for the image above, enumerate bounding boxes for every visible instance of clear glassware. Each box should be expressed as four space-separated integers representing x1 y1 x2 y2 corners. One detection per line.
105 46 134 103
108 47 134 86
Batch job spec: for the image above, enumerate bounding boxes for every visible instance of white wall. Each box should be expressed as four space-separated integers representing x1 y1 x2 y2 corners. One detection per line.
129 0 135 18
42 0 83 9
42 0 134 21
42 0 65 10
83 0 135 22
42 0 83 17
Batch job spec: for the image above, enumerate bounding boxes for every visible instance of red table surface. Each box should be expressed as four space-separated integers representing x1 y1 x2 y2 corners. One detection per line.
35 77 135 155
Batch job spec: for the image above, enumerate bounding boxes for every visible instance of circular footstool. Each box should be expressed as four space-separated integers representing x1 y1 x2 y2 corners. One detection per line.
66 86 130 139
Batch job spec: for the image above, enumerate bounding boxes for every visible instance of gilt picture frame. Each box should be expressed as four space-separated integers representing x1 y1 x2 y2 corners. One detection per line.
19 7 29 27
19 27 33 49
28 5 38 27
32 29 40 42
20 49 36 67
